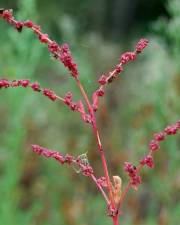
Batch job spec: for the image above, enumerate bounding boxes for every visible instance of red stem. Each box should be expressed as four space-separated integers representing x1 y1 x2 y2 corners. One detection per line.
75 78 115 207
91 119 115 207
113 214 119 225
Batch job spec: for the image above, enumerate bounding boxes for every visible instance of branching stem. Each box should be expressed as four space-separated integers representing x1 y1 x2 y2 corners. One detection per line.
75 77 115 209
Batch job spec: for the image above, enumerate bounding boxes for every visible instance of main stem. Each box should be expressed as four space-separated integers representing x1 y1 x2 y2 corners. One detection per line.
75 78 121 225
91 118 115 206
113 215 119 225
75 78 115 207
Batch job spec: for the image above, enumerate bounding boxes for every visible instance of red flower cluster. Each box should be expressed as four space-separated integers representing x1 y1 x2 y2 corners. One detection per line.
164 125 179 135
24 20 33 28
140 119 180 169
32 144 66 164
149 140 159 151
81 165 94 177
0 77 94 123
97 177 107 187
32 145 94 177
31 82 40 91
124 162 137 176
43 88 57 101
0 79 10 88
120 52 136 65
59 44 78 78
124 162 141 190
135 38 149 53
149 120 180 152
39 33 49 43
98 75 107 85
0 9 78 78
92 87 105 112
140 155 154 168
0 79 57 101
154 132 165 141
0 9 12 20
124 119 180 191
64 92 92 123
97 38 148 88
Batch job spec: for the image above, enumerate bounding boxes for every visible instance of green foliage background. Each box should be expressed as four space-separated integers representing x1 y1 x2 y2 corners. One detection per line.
0 0 179 225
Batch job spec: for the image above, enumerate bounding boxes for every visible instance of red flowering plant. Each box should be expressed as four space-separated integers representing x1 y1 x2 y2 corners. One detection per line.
0 9 179 225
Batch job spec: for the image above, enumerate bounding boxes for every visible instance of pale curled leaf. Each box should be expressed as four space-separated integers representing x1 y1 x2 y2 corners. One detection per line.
112 176 122 204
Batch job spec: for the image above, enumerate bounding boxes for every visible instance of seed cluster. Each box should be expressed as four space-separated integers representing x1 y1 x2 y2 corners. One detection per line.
124 119 180 190
0 9 78 78
0 79 57 101
64 92 92 123
124 163 141 190
32 145 94 177
98 39 148 86
92 39 148 112
0 78 94 124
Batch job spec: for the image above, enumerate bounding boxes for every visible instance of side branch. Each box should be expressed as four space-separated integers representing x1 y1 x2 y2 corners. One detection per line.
32 145 109 203
0 78 63 101
0 9 78 78
91 39 149 112
0 7 109 204
74 77 115 207
117 119 180 212
0 78 92 123
98 39 148 88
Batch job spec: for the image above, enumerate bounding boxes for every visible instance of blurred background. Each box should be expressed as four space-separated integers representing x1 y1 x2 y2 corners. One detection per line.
0 0 179 224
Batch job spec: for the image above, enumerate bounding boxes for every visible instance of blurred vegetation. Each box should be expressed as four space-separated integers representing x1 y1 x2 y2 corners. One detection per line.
0 0 179 225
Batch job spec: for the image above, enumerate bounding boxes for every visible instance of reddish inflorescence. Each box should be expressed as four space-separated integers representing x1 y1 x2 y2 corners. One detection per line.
124 162 141 190
0 9 78 78
96 38 148 87
135 38 149 53
92 38 148 112
0 8 179 225
43 88 57 101
149 140 160 151
0 78 93 124
124 119 180 190
32 145 66 164
97 177 107 187
154 132 165 141
120 52 136 65
63 92 92 123
140 155 154 168
31 145 94 177
0 78 57 101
